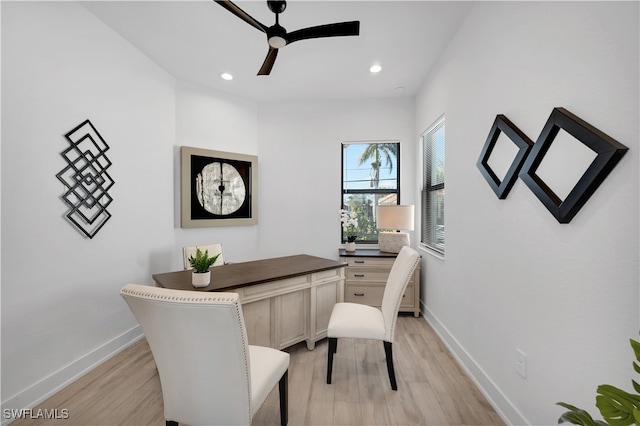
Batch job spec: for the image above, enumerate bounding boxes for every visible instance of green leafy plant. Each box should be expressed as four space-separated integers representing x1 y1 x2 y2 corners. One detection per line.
188 248 220 273
558 333 640 425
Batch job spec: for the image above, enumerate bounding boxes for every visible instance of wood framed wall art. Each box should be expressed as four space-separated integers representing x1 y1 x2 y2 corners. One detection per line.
181 146 258 228
477 114 534 199
519 107 628 223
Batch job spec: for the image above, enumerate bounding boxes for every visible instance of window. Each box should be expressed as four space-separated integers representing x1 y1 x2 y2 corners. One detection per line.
421 117 445 254
342 142 400 243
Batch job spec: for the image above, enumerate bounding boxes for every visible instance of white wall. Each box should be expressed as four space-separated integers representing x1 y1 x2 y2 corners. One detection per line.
0 2 417 415
415 2 639 424
173 81 260 266
4 2 638 425
257 98 416 260
0 0 178 413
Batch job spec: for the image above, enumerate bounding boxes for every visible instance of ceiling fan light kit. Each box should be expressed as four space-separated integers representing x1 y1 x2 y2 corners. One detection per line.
215 0 360 76
267 25 287 48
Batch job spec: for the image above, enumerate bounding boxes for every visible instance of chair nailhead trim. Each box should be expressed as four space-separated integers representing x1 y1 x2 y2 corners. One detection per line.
121 286 238 304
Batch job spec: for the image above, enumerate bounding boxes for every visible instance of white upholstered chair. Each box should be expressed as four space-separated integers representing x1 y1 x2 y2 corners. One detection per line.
326 245 420 390
120 284 289 426
182 243 225 269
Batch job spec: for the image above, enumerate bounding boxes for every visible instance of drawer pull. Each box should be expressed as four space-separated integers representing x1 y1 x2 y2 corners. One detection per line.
354 260 365 264
354 274 365 277
354 293 365 297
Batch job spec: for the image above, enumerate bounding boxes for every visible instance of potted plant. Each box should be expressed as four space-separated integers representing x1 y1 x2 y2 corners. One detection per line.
340 208 359 251
188 247 220 288
557 332 640 425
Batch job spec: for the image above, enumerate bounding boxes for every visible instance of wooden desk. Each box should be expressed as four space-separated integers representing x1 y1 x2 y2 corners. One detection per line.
339 249 421 317
153 254 346 350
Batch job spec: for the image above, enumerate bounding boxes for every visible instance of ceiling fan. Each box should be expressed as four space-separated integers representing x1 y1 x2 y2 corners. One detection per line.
215 0 360 76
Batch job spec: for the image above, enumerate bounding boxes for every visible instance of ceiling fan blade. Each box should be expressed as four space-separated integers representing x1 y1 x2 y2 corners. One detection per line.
214 0 268 33
258 47 279 75
286 21 360 44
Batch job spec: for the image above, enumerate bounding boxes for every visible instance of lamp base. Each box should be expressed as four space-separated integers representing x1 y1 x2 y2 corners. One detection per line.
378 232 410 253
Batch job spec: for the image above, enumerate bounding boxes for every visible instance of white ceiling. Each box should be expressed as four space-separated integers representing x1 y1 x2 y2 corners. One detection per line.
82 1 472 102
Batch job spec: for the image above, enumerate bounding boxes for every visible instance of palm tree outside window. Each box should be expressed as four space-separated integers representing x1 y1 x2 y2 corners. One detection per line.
341 142 400 244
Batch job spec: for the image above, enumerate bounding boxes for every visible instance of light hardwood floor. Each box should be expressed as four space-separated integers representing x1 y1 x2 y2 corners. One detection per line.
12 315 504 425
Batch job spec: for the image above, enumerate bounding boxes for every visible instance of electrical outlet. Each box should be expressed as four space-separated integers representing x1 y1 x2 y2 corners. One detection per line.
516 349 527 378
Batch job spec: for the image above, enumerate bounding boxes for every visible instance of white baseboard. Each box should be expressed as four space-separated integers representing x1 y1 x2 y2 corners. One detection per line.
1 325 143 426
421 303 528 425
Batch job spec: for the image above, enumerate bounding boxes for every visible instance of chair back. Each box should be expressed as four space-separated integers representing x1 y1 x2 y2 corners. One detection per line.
183 243 225 269
380 246 420 341
120 284 252 425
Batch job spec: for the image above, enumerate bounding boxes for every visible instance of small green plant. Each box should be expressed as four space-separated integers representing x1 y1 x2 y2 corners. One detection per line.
188 248 220 273
557 333 640 426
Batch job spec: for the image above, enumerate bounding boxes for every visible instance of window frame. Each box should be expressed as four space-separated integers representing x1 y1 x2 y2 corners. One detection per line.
341 141 401 244
421 116 445 255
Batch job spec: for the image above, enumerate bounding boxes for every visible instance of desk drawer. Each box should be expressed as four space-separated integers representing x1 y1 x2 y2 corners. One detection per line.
345 285 383 305
345 284 414 307
240 274 310 303
346 270 415 284
346 258 395 268
400 285 415 308
346 269 389 283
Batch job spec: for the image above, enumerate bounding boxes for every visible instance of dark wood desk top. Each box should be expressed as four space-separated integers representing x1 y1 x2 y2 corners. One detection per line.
153 254 346 292
338 248 398 258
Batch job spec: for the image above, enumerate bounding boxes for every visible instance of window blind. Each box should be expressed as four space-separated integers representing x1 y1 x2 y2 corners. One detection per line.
421 117 445 254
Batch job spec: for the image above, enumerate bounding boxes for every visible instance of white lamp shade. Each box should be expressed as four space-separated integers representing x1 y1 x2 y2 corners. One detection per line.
377 205 414 231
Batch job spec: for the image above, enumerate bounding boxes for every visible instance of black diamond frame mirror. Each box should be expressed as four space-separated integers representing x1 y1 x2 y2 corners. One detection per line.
519 107 628 223
477 114 534 199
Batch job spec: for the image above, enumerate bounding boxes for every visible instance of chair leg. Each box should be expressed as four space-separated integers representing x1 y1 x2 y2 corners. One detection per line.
327 337 337 384
279 370 288 426
383 341 398 391
166 421 178 426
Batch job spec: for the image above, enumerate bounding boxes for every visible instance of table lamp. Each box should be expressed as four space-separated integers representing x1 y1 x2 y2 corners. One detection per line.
377 205 414 253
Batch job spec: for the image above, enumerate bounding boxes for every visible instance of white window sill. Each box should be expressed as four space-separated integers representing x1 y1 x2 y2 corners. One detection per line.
419 245 444 260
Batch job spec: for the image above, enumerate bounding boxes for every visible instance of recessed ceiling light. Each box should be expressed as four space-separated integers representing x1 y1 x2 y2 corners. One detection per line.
369 64 382 74
220 72 233 81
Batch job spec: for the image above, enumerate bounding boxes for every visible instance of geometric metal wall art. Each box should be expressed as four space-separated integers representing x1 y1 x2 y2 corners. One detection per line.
56 119 114 238
519 107 628 223
476 114 534 199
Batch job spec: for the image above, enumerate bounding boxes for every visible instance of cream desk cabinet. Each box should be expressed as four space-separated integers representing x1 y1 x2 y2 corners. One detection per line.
153 254 346 351
339 248 421 317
